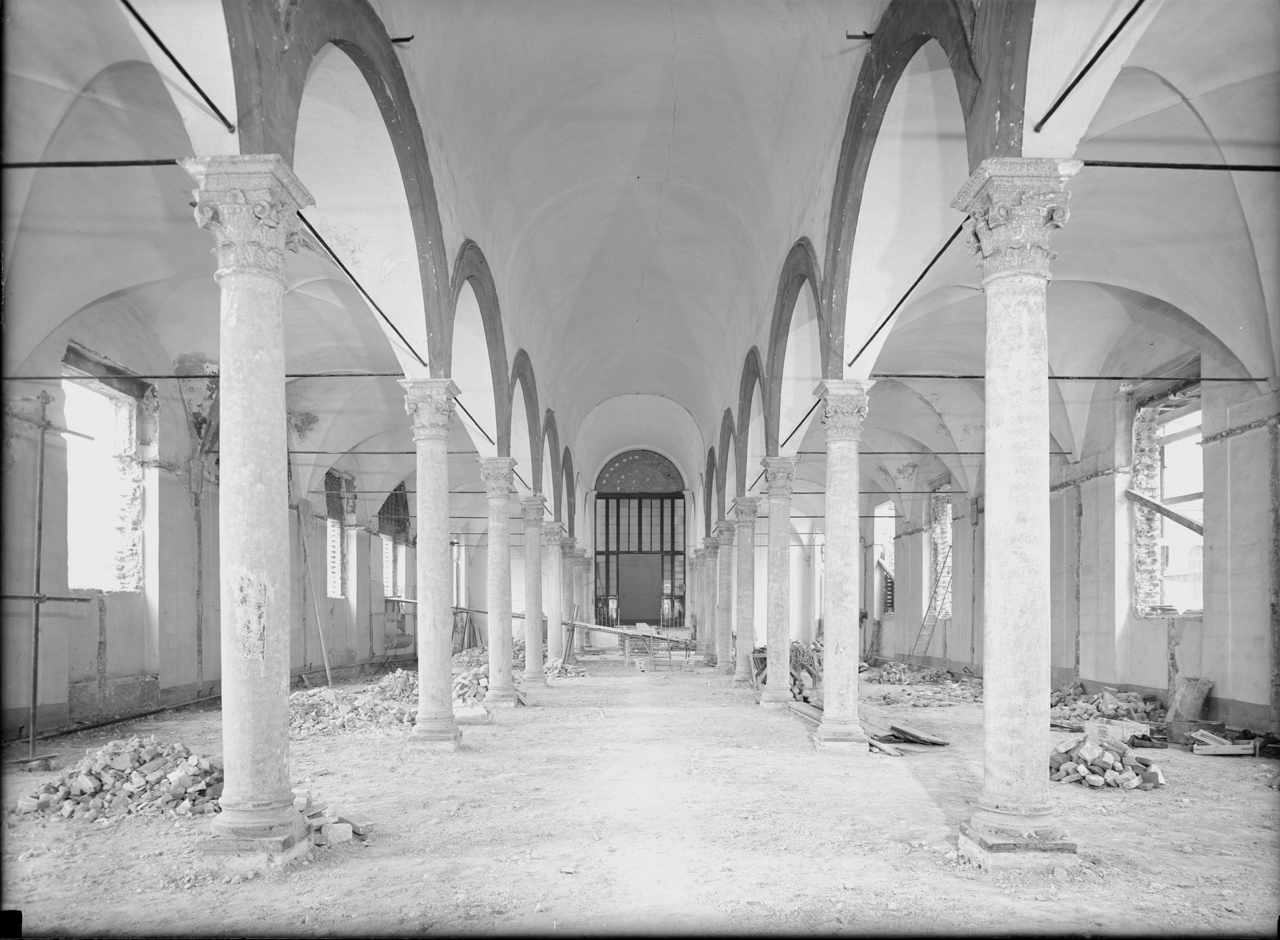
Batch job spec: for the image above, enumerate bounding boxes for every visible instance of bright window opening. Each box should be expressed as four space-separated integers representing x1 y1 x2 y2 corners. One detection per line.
63 377 137 591
873 500 895 614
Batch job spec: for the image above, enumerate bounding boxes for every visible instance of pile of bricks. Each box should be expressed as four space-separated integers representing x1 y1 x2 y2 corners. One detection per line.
1049 734 1167 790
292 789 372 847
288 687 416 737
452 647 488 670
1050 682 1166 725
453 665 489 704
545 657 587 678
373 668 418 701
866 661 952 685
873 679 983 707
13 736 223 821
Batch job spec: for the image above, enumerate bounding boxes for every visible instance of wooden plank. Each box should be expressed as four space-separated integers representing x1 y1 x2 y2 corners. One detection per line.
868 738 903 757
858 702 896 737
787 701 823 725
889 722 949 746
1124 488 1204 535
1192 742 1257 756
1188 729 1233 747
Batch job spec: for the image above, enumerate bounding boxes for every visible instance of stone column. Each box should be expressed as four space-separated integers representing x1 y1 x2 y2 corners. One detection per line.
402 378 463 749
544 524 565 663
731 497 759 684
561 537 578 663
761 457 797 706
480 458 517 707
812 381 873 748
182 154 311 858
700 537 719 666
521 496 546 686
715 521 735 674
690 550 703 643
953 157 1081 867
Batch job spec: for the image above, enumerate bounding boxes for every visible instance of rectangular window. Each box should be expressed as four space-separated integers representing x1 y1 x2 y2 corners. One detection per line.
593 494 685 627
62 359 148 592
1131 387 1203 614
325 469 354 599
382 535 398 597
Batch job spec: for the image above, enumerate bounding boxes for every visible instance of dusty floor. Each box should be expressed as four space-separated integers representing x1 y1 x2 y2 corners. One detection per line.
3 653 1279 937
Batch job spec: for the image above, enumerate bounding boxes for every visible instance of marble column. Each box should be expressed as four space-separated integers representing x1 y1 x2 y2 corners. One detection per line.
690 550 703 644
183 154 311 857
402 378 463 749
544 524 565 663
954 157 1082 867
521 496 546 686
812 381 872 748
480 458 517 707
731 497 759 684
715 521 735 674
760 457 797 706
561 537 578 663
700 537 719 666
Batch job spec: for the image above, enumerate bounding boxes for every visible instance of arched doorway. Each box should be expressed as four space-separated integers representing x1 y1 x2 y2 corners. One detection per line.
594 451 686 629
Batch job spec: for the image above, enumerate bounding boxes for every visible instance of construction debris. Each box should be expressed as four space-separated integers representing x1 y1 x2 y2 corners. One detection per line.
12 736 223 821
545 657 587 678
1188 729 1260 756
1050 681 1166 726
1049 733 1166 790
289 686 416 736
453 665 488 704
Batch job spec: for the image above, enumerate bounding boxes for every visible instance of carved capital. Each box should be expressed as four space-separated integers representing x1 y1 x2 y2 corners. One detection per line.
715 520 735 546
703 536 719 557
816 379 873 444
692 549 705 565
181 154 313 282
561 536 578 557
521 495 546 528
762 456 797 497
478 457 515 499
732 496 759 527
400 378 458 443
952 158 1081 282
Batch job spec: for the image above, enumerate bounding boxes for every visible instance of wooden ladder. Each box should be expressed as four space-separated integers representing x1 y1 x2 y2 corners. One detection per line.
908 545 952 664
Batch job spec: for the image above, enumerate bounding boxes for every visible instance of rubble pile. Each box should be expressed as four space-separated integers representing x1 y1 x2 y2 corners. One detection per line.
453 665 489 703
452 647 488 670
288 686 415 736
13 736 223 821
1049 733 1167 790
866 661 949 685
373 667 418 702
545 657 587 678
874 678 983 707
292 789 374 847
1050 682 1166 725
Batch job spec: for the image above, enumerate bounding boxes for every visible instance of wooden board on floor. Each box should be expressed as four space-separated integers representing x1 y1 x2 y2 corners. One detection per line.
787 701 823 725
1192 741 1258 756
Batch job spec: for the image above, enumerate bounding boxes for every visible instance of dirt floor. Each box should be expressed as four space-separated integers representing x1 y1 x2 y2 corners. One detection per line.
3 652 1279 937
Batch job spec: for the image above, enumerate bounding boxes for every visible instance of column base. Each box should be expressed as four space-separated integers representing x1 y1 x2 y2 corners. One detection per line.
811 720 868 748
522 669 548 687
699 655 718 668
732 671 754 686
957 822 1078 871
200 808 310 872
411 719 463 750
758 688 790 708
485 686 519 708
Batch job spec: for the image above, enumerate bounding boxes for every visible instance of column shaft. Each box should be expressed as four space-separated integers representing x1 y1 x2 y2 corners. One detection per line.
761 458 796 705
522 497 546 685
402 379 462 748
480 459 517 706
561 538 578 664
715 522 735 674
954 157 1081 865
701 539 718 666
732 498 759 684
544 527 564 662
183 154 311 852
813 382 872 746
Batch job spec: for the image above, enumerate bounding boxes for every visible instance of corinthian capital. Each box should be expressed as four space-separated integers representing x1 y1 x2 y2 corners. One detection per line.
762 456 797 497
715 519 735 546
731 496 759 527
952 157 1082 281
816 379 873 444
478 457 515 499
181 154 313 282
543 523 565 549
401 378 458 443
561 536 578 557
521 495 546 528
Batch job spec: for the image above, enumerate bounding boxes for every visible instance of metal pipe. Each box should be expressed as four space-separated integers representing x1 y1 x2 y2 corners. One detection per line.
848 224 965 367
28 393 51 758
1083 160 1280 173
1032 0 1147 134
872 373 1264 382
2 159 182 169
116 0 235 133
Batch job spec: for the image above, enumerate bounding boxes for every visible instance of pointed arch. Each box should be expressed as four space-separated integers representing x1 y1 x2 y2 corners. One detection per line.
448 240 510 456
764 239 824 455
561 447 576 537
716 409 738 513
543 410 563 521
703 447 718 539
509 349 543 491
